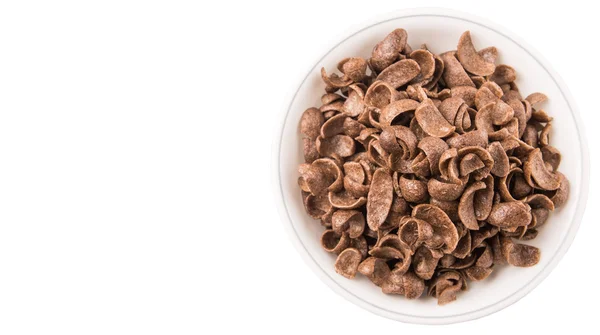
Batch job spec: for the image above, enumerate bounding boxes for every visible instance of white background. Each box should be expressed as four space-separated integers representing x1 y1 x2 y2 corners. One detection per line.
0 1 597 334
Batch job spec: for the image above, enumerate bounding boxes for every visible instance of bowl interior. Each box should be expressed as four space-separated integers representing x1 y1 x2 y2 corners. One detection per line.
277 12 584 322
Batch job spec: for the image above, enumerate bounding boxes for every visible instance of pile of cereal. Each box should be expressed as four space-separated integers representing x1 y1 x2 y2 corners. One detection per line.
297 30 569 305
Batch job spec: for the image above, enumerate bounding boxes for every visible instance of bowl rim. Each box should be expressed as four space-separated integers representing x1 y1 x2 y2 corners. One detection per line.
271 7 590 325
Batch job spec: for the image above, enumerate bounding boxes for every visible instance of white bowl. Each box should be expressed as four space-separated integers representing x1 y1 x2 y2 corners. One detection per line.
272 8 589 324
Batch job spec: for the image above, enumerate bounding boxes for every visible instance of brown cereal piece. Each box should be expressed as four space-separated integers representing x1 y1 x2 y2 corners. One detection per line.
321 230 350 254
458 181 486 230
376 59 421 88
428 270 466 305
379 99 419 126
366 168 394 230
424 55 445 90
450 86 477 107
446 130 487 149
487 202 532 228
379 126 418 159
316 135 356 158
338 57 368 83
364 80 401 109
409 49 436 85
478 46 498 64
321 67 352 88
299 158 343 195
342 84 367 117
415 99 456 138
500 235 541 267
489 64 517 85
383 269 425 299
358 257 390 286
525 92 548 106
548 172 570 208
523 148 561 190
371 29 408 73
332 210 365 238
488 141 510 177
334 248 362 278
428 177 467 202
541 145 561 171
398 175 429 203
411 136 449 176
440 51 475 88
457 31 496 76
412 204 459 253
329 190 367 210
413 246 442 280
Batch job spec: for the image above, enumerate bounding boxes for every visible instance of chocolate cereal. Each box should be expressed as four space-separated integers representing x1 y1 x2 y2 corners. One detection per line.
297 29 569 305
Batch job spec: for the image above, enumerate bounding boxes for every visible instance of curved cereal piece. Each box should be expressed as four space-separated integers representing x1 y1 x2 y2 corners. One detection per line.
350 236 368 259
457 146 494 180
539 123 551 146
388 152 413 173
522 123 538 147
343 162 370 198
320 113 347 138
439 254 456 268
450 86 477 107
358 257 390 286
370 235 411 264
424 54 445 90
364 80 400 109
406 85 428 102
457 31 496 76
470 225 498 252
506 98 527 136
409 117 428 141
367 140 389 167
379 99 419 126
475 82 503 110
411 152 431 178
415 99 456 138
470 76 485 88
478 46 498 64
342 117 366 138
366 107 383 129
458 181 486 230
443 252 477 269
376 59 421 88
366 168 394 230
440 51 475 88
334 248 362 278
490 100 515 126
320 67 352 88
498 168 533 201
382 269 425 299
525 92 548 106
303 192 332 219
300 158 343 195
429 270 465 305
452 224 472 259
500 235 540 267
438 97 465 123
398 217 434 249
487 202 532 228
412 204 459 253
409 49 436 85
474 175 494 221
321 230 350 254
379 126 418 159
342 84 366 117
413 246 441 280
489 141 510 177
463 266 493 281
523 148 561 190
328 191 367 210
300 107 325 141
399 175 429 203
322 93 344 105
370 29 408 73
550 172 570 208
337 57 368 83
424 87 451 100
302 138 319 163
489 64 516 85
355 127 380 149
430 198 460 222
531 109 553 123
524 194 555 212
428 177 467 201
541 145 561 171
316 135 356 158
446 129 488 149
414 136 449 175
438 148 461 184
